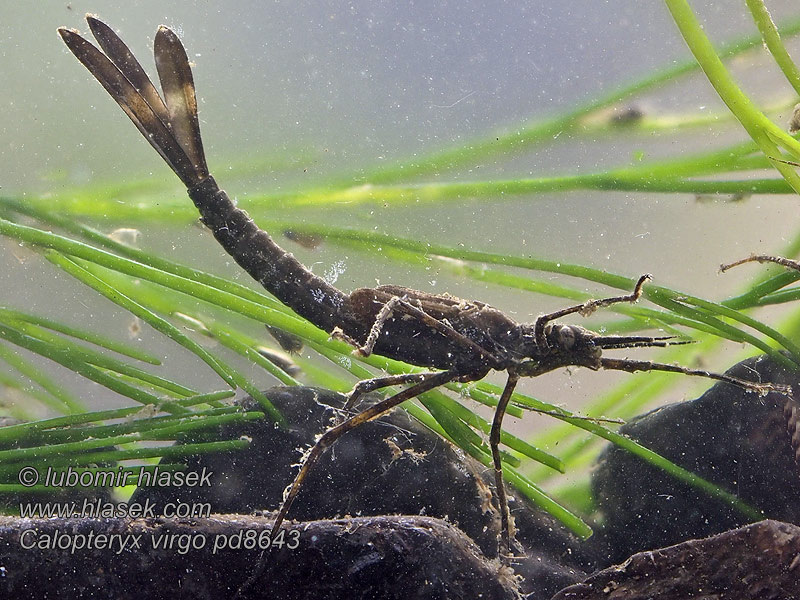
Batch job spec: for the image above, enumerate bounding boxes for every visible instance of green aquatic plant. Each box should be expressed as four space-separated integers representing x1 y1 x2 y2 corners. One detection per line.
1 2 800 538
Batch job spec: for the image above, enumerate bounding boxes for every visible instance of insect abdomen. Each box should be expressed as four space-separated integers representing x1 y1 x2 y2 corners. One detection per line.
188 176 350 332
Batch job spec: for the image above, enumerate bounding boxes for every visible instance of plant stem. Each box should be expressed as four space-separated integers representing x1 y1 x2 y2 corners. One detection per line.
664 0 800 188
746 0 800 95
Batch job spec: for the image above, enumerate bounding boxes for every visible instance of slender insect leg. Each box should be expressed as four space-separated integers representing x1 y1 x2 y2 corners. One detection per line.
330 326 363 348
357 295 407 356
490 372 520 560
343 372 437 412
353 295 497 362
600 355 798 469
720 254 800 273
598 357 791 397
720 258 800 470
230 369 461 599
533 274 652 348
356 296 495 359
270 369 461 538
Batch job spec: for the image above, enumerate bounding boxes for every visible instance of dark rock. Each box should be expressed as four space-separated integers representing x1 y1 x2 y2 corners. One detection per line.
0 514 519 599
551 519 800 600
131 386 589 597
591 354 800 564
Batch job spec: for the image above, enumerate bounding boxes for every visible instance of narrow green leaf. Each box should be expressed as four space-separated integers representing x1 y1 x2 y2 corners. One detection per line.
45 251 238 389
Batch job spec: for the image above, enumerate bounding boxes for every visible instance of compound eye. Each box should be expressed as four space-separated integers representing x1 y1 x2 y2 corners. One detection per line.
555 325 577 350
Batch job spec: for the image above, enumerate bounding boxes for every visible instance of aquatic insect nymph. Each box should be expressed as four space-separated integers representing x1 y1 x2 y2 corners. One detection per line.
58 16 788 575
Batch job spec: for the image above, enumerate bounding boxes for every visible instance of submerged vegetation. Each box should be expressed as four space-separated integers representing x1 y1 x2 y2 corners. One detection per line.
1 1 800 537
